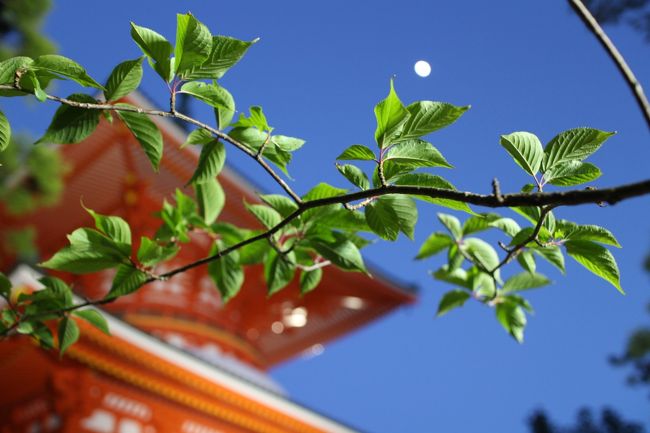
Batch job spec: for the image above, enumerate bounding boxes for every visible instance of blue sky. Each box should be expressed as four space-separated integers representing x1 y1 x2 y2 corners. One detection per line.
5 1 650 432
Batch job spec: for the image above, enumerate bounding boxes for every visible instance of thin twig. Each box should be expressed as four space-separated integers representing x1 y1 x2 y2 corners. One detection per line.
569 0 650 130
491 206 555 274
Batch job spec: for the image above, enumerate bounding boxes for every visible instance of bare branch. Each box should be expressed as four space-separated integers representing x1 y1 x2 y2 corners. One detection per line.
569 0 650 130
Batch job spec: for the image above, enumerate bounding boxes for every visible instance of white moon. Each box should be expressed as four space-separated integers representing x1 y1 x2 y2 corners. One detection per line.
414 60 431 78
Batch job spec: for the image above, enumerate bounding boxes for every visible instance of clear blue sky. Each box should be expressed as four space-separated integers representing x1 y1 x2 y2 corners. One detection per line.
5 1 650 432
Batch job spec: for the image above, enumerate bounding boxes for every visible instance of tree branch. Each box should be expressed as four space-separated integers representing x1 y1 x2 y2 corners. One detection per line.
0 84 303 204
569 0 650 130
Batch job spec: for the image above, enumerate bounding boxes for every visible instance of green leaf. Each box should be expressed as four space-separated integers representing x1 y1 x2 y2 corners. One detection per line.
245 203 282 229
393 173 474 214
183 128 213 147
39 246 120 274
499 131 544 176
104 57 144 102
438 213 462 240
399 101 469 141
543 160 601 186
73 310 110 335
433 266 472 289
302 183 347 201
336 164 369 190
416 232 454 259
260 194 299 218
180 82 235 114
0 272 10 298
272 135 305 152
311 234 366 273
130 22 173 82
384 139 452 168
264 250 296 295
502 272 550 293
32 55 104 89
114 104 163 171
232 106 270 132
517 250 536 274
107 265 148 298
23 69 47 101
0 109 10 152
495 301 527 343
543 128 615 171
462 237 500 271
137 236 179 267
462 213 501 236
300 267 323 294
509 227 535 247
39 276 73 307
556 221 620 247
436 290 471 317
532 245 565 273
472 272 496 298
185 35 257 80
195 178 225 225
0 56 33 85
174 14 212 76
374 79 409 148
84 206 131 246
57 317 80 355
365 195 417 241
565 240 623 293
188 140 226 184
336 144 376 161
37 94 100 144
488 218 521 237
208 241 244 302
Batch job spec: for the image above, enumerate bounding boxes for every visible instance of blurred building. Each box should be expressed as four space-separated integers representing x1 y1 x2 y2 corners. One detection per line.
0 93 415 433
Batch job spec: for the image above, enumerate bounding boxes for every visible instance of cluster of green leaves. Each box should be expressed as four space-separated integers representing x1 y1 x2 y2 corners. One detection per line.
335 79 471 241
414 128 623 341
0 13 629 350
0 13 256 171
0 271 109 355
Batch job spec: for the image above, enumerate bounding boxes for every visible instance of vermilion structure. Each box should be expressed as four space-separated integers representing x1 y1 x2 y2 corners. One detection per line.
0 93 415 433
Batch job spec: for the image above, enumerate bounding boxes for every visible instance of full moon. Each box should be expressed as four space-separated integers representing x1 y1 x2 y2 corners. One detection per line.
414 60 431 78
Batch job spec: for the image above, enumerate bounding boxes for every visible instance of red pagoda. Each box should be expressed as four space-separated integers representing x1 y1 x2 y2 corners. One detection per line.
0 92 415 433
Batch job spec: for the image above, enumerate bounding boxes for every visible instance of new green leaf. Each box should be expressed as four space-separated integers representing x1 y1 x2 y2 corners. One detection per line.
336 144 376 161
185 35 257 80
188 140 226 184
115 104 163 171
336 164 369 190
374 79 409 147
543 128 615 171
500 131 544 176
543 160 601 186
436 290 471 317
195 178 225 225
57 317 80 356
416 232 454 259
73 309 110 335
175 13 212 76
399 101 469 141
208 241 244 302
37 94 100 144
32 55 104 89
0 109 10 152
130 22 173 81
104 58 144 102
565 240 623 293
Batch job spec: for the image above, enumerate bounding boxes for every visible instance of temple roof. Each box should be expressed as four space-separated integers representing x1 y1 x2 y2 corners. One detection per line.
4 265 364 433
